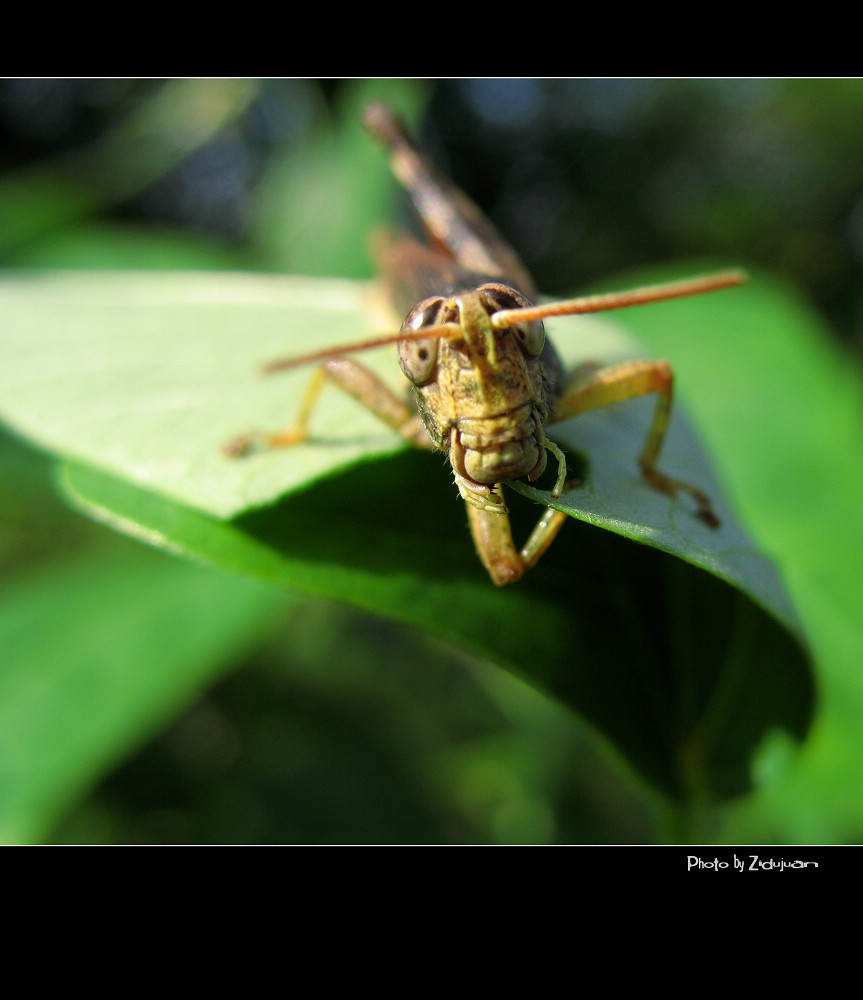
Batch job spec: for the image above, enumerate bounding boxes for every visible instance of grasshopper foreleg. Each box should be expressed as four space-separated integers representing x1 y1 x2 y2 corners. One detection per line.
225 358 431 456
466 495 569 585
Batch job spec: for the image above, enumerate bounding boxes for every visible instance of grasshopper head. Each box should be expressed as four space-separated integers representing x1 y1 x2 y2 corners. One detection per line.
399 284 553 494
397 283 546 387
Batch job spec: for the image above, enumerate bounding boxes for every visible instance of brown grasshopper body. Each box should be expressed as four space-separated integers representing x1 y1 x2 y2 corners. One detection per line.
228 104 743 585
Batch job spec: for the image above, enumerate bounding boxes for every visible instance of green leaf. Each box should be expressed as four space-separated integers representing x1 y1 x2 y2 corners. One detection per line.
615 268 863 841
0 271 397 518
0 268 813 805
59 454 812 806
0 543 286 843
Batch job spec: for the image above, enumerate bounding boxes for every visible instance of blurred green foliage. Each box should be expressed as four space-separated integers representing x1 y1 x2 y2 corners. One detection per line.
1 78 861 844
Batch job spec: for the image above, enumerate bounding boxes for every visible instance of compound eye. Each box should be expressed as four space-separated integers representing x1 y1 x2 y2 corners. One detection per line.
479 283 545 358
508 318 545 358
398 297 442 385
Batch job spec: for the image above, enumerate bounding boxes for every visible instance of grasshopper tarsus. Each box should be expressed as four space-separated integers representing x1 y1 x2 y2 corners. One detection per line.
695 498 721 529
223 434 255 458
223 427 307 458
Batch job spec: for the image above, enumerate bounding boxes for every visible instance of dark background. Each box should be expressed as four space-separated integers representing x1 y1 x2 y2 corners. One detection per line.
2 78 860 348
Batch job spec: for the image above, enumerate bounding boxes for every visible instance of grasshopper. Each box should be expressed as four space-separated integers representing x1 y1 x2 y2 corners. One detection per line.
228 103 743 585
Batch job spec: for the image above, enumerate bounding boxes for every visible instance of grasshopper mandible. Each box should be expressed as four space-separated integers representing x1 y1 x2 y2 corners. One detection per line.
228 103 744 586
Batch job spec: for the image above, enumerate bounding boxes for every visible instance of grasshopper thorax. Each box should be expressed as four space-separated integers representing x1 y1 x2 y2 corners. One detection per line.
398 283 553 506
